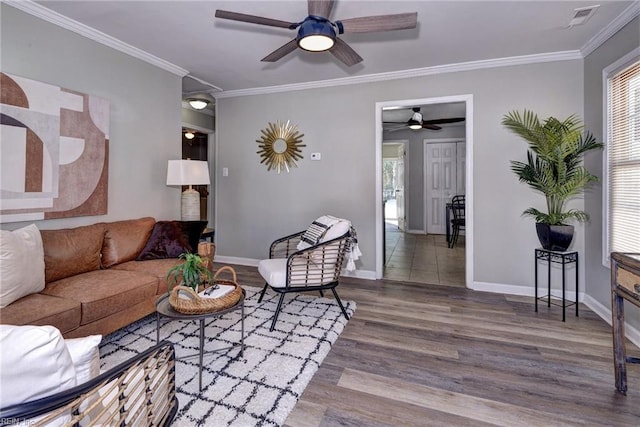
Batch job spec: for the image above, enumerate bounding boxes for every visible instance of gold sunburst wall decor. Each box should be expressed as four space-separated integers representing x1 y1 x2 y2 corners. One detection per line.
256 120 305 174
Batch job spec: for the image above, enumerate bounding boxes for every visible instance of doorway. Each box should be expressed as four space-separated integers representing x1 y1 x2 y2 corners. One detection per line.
383 141 408 231
182 128 210 221
375 95 473 287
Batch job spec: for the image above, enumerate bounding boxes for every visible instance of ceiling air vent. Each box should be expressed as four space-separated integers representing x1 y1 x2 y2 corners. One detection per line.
568 5 600 27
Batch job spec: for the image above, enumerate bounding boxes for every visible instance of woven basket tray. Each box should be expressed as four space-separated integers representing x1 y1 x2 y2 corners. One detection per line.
169 266 242 315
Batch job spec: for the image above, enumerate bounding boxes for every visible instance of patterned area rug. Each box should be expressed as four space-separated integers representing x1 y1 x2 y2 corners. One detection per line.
99 286 356 426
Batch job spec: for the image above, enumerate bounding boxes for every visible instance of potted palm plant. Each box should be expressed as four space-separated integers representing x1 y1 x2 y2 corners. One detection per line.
166 253 213 292
502 110 603 251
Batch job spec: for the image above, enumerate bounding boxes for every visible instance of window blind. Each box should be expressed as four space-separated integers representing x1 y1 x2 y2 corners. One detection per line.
607 60 640 253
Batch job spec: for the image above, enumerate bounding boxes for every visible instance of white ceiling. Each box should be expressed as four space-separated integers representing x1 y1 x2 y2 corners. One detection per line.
26 0 637 98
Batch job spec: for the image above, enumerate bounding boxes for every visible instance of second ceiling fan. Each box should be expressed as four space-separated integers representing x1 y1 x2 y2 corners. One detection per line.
384 107 465 131
215 0 418 66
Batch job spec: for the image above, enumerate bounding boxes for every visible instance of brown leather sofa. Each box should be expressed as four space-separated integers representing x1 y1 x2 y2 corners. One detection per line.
0 217 184 338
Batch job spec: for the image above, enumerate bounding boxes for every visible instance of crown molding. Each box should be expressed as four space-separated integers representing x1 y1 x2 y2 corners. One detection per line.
3 0 189 77
581 1 640 57
214 50 582 99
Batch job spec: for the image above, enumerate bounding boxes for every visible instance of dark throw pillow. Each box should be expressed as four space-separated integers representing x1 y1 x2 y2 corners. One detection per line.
180 220 208 253
136 221 192 260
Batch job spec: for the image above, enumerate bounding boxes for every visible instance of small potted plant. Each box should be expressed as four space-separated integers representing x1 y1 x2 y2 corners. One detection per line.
166 253 213 292
502 110 603 251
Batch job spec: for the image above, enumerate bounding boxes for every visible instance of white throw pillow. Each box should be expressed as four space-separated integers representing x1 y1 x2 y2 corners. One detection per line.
0 224 45 308
0 325 77 408
297 215 342 250
65 335 102 385
320 218 351 242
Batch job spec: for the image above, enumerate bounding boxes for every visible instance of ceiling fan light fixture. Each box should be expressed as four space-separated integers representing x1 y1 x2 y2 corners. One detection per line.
188 98 209 110
297 17 336 52
408 109 423 129
408 120 423 130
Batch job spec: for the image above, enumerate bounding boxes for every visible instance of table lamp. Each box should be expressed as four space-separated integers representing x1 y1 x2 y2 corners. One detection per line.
166 159 210 221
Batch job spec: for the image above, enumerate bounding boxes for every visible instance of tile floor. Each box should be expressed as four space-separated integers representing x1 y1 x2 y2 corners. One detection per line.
383 223 466 286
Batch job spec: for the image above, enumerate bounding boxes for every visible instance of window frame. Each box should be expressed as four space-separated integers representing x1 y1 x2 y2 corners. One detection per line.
602 47 640 267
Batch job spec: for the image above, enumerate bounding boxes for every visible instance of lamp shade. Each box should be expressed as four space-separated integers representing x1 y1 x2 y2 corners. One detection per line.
166 160 210 186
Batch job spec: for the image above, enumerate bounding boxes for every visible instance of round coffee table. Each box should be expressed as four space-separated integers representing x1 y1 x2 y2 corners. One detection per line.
155 289 245 391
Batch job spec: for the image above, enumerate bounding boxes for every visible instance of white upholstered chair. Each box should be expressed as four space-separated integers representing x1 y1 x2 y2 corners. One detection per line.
257 216 353 331
0 325 178 426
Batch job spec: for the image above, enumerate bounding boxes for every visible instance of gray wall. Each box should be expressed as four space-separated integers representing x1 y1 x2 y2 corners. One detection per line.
216 59 585 288
1 5 183 231
182 108 214 132
584 17 640 327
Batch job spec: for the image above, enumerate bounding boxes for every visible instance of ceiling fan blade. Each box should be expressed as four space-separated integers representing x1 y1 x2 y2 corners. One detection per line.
422 117 466 125
215 10 296 29
329 38 363 66
308 0 335 18
338 12 417 33
261 39 299 62
423 124 442 130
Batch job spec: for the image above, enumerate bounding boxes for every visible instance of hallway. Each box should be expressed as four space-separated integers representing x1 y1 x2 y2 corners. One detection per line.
384 225 465 286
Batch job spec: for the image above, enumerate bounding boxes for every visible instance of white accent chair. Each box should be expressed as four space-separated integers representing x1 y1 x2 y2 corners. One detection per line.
258 220 352 331
0 325 178 426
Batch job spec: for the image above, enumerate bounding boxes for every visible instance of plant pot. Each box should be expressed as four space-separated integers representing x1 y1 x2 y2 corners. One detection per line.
535 223 574 252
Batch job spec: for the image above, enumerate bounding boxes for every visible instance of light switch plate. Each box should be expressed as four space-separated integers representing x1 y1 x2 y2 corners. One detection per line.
310 152 321 160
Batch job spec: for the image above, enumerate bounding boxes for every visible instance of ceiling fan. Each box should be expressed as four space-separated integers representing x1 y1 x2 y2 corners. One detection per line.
215 0 418 66
384 107 465 131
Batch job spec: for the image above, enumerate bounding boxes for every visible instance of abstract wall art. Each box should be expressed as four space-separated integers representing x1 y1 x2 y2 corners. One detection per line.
0 73 109 223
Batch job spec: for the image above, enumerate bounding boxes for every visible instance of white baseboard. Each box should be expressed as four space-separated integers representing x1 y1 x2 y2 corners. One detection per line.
470 281 532 296
342 269 376 280
406 228 425 234
215 256 259 267
471 281 585 301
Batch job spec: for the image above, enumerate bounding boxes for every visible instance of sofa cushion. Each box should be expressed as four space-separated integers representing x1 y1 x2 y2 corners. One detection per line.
0 325 77 408
0 224 45 308
136 221 192 260
41 223 106 283
101 217 156 268
0 293 81 335
41 270 158 325
113 258 183 295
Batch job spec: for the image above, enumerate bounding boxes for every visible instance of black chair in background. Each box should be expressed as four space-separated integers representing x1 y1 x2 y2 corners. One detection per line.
449 195 465 248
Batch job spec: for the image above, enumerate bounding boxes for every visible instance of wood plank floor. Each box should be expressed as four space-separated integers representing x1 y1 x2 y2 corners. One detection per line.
218 263 640 426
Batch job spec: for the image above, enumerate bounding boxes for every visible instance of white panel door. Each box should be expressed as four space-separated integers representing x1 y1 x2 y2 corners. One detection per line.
425 143 457 235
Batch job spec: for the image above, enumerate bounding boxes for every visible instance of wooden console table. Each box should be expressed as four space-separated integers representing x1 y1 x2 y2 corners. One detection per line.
611 252 640 394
